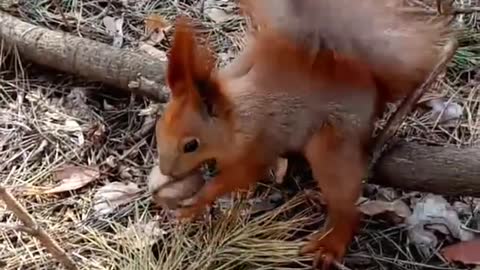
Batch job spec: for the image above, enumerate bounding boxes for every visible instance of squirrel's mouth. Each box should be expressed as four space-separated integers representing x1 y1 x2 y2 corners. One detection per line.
171 158 217 181
170 168 201 181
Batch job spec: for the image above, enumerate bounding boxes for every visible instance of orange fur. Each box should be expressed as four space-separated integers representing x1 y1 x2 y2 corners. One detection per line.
155 1 451 269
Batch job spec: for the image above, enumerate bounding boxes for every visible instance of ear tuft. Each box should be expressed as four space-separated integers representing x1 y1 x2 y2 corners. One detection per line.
166 16 196 97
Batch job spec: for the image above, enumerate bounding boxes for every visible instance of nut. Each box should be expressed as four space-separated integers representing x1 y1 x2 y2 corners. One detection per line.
148 165 205 209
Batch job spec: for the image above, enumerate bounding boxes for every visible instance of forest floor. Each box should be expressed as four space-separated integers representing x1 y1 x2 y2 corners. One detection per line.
0 0 479 269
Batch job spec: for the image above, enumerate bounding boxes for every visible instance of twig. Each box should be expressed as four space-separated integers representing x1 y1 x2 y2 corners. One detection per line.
51 0 73 32
199 0 206 16
0 185 79 270
369 38 459 169
333 260 353 270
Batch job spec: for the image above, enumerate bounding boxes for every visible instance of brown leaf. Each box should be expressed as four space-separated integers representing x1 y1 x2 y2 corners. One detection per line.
441 238 480 265
93 181 142 215
86 122 107 145
358 198 411 222
43 165 100 194
144 14 171 45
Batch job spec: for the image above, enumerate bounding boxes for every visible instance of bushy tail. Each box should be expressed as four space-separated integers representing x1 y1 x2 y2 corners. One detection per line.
240 0 453 102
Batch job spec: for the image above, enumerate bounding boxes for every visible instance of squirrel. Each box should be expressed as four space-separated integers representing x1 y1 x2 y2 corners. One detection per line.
154 0 451 268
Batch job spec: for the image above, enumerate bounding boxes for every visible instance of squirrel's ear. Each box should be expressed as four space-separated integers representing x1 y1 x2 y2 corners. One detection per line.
167 16 229 117
166 16 196 97
194 73 231 119
188 34 229 118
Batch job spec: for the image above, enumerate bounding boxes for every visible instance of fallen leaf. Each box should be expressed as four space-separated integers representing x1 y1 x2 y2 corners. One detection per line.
39 166 100 194
441 238 480 265
406 194 476 257
359 199 411 222
64 119 84 146
425 98 463 123
206 7 234 23
93 181 142 215
103 16 124 47
86 122 107 145
203 0 236 23
43 166 100 194
144 14 171 45
115 220 167 250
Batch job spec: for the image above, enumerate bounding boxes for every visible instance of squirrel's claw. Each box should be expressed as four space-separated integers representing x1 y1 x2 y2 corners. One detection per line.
174 204 204 221
299 230 348 270
174 194 210 222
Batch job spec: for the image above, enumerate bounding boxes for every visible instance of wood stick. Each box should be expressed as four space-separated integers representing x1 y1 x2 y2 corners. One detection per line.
369 38 459 168
0 11 169 102
0 185 79 270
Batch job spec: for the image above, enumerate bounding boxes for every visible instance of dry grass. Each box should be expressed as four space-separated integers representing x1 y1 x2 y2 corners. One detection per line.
0 0 479 269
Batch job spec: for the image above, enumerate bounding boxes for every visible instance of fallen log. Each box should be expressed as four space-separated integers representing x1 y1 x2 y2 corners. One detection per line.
371 142 480 197
0 11 169 102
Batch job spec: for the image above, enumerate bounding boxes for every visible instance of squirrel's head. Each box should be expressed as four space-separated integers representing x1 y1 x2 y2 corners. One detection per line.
155 16 233 179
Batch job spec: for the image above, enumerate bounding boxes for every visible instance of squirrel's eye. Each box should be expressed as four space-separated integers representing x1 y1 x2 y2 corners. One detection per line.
183 138 200 153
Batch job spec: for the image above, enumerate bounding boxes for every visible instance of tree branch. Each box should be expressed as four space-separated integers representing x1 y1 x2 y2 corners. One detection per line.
0 185 79 270
0 11 169 102
370 38 459 169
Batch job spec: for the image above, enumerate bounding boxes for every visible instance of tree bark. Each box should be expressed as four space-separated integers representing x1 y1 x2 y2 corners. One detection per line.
0 11 169 102
371 142 480 197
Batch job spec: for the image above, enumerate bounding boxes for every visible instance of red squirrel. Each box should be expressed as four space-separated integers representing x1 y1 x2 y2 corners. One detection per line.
154 0 451 268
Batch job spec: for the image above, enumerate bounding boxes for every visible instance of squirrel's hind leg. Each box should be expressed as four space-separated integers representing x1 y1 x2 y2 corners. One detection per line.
300 124 365 269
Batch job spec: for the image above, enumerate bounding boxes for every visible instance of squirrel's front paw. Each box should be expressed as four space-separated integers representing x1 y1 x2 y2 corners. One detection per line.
175 194 208 222
299 227 353 270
